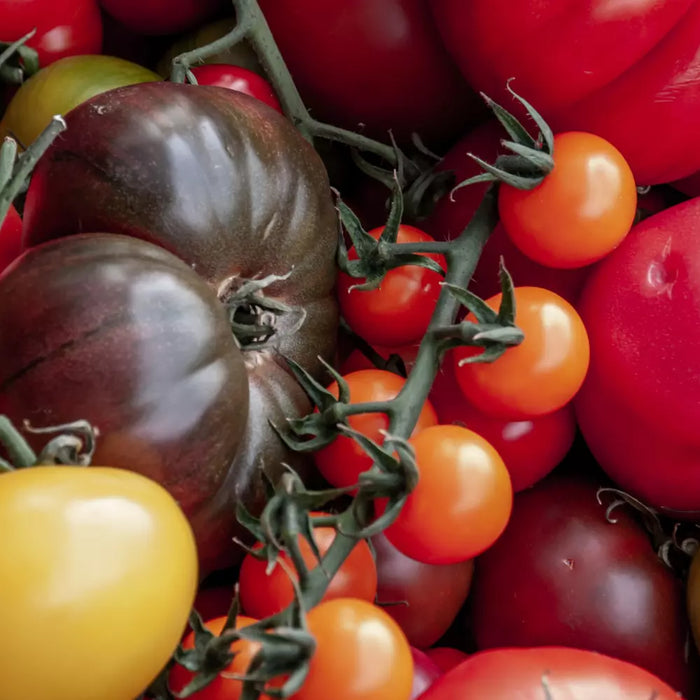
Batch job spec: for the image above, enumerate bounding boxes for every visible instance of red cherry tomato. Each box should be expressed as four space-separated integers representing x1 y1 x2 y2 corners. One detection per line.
410 647 442 698
98 0 224 35
425 647 470 673
0 205 22 273
190 65 283 113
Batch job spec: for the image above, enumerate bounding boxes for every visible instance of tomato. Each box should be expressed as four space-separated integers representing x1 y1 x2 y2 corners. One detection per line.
424 648 469 673
0 204 22 272
0 0 102 67
239 515 377 619
372 532 474 649
338 225 446 347
430 352 576 492
257 0 483 148
99 0 225 35
312 369 438 490
431 0 700 185
12 82 339 574
418 647 682 700
0 55 160 148
294 598 414 700
575 196 700 513
169 615 277 700
190 65 282 113
468 476 693 694
410 647 442 698
453 287 590 419
382 424 513 565
498 132 637 269
0 465 198 700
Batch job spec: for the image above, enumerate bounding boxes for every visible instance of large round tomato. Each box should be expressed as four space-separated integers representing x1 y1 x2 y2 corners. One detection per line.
575 197 700 513
430 0 700 184
99 0 225 35
8 82 339 574
418 647 682 699
0 204 22 272
0 465 198 700
256 0 483 147
468 476 693 694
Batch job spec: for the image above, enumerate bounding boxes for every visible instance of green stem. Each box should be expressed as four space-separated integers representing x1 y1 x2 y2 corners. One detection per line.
0 416 37 468
383 240 453 256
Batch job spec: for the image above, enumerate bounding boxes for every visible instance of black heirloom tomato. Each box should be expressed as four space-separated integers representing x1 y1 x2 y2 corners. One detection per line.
6 82 339 574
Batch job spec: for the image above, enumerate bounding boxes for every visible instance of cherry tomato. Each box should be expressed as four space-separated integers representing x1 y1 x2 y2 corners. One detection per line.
99 0 225 35
190 65 283 113
294 598 414 700
382 424 513 564
239 515 377 619
337 225 446 347
425 648 470 673
0 204 22 272
313 369 438 490
410 647 442 698
499 132 637 269
453 287 590 419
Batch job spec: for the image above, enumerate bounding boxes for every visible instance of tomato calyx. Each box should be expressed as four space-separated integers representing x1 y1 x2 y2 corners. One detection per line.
0 30 39 85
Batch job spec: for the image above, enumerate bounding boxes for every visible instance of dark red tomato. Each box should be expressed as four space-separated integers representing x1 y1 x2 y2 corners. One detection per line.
0 205 22 272
575 197 700 514
190 65 282 113
372 532 474 649
431 0 700 184
410 648 442 699
424 648 469 673
257 0 483 147
418 647 682 700
338 225 446 347
192 584 236 624
99 0 225 35
424 120 592 306
430 352 576 492
468 476 693 695
0 0 102 67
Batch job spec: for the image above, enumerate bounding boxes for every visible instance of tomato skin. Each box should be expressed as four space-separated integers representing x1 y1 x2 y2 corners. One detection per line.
499 132 637 269
454 287 590 419
338 225 446 347
410 647 442 698
190 65 282 113
0 0 102 67
99 0 225 35
0 204 22 272
312 370 438 490
468 476 693 694
382 424 513 565
239 518 377 619
295 598 414 700
418 647 682 700
0 465 198 700
424 648 469 673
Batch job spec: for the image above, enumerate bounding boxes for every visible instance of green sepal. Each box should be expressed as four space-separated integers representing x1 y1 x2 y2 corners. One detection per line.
443 283 498 324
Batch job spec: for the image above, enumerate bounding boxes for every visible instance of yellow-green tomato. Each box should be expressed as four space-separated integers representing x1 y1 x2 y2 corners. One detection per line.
0 55 160 147
688 548 700 654
0 466 198 700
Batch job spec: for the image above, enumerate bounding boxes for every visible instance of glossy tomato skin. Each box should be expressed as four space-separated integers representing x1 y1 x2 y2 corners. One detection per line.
21 82 339 572
575 197 700 512
0 204 22 272
431 0 700 184
0 465 198 700
410 648 442 698
468 476 693 694
0 0 102 67
424 648 469 672
190 65 282 112
99 0 225 35
257 0 482 147
418 647 682 700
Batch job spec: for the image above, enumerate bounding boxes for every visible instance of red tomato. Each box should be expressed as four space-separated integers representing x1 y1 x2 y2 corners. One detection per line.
453 287 590 419
430 0 700 185
418 647 682 700
430 352 576 492
424 648 469 673
0 205 22 273
257 0 483 147
312 369 438 490
575 196 700 513
192 584 237 624
239 516 377 619
338 225 446 347
499 132 637 269
0 0 102 67
294 598 414 700
382 424 513 565
410 647 442 698
468 476 693 694
98 0 224 35
190 65 283 113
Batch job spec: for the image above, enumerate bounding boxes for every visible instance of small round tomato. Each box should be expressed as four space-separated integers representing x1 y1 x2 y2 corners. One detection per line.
239 515 377 619
313 369 438 490
425 648 470 673
190 65 282 113
411 647 443 698
295 598 414 700
499 132 637 269
0 465 198 700
382 424 513 564
0 205 22 273
337 225 446 347
454 287 590 419
99 0 224 35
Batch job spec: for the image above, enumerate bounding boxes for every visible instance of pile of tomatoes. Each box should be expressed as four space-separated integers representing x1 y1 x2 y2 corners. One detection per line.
2 1 700 699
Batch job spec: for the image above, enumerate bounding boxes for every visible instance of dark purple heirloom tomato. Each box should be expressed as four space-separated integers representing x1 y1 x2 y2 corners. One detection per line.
2 82 338 574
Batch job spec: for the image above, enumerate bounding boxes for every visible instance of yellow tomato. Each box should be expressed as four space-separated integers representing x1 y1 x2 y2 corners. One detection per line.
0 466 198 700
